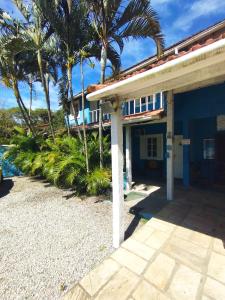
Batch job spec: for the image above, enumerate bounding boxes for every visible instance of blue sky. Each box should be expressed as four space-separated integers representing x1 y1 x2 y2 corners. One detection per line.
0 0 225 110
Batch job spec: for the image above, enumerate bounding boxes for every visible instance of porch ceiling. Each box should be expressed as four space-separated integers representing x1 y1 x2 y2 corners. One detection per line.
87 39 225 101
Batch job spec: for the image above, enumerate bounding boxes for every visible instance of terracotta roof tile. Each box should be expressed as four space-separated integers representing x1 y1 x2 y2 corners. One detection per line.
87 22 225 94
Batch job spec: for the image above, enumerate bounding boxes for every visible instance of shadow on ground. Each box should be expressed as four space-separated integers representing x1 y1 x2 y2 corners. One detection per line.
125 182 225 248
0 178 14 198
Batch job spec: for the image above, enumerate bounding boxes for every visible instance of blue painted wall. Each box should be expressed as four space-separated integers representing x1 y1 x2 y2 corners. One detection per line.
131 83 225 184
69 97 91 126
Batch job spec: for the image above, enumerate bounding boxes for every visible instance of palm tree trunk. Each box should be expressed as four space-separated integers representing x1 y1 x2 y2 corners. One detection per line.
66 113 71 136
29 80 33 118
12 79 35 135
99 45 107 168
37 49 55 140
80 58 89 173
67 63 82 141
28 79 33 134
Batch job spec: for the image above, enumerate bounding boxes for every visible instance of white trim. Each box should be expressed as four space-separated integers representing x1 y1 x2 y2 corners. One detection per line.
87 38 225 101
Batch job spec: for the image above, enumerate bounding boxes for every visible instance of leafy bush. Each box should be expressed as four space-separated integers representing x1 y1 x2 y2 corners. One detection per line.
5 129 112 196
86 168 111 195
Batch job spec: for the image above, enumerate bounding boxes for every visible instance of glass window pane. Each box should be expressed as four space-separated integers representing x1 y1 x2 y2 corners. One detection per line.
141 97 146 112
135 99 140 113
129 100 134 114
203 139 215 160
148 96 153 111
155 93 161 110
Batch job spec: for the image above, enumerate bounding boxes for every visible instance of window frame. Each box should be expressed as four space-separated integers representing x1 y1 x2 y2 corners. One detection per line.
140 134 163 160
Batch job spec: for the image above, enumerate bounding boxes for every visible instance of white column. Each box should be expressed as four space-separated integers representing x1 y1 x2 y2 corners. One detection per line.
125 126 132 191
167 90 174 201
111 104 124 248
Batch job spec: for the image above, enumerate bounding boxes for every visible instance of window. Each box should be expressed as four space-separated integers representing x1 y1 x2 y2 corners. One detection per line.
203 139 215 160
140 134 163 160
71 100 80 118
141 97 147 112
147 137 157 158
135 99 140 113
147 95 153 111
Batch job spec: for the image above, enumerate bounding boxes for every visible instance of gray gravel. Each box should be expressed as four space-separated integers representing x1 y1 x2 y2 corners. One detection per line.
0 177 139 300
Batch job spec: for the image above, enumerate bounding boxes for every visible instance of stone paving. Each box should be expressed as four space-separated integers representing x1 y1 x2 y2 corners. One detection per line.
63 186 225 300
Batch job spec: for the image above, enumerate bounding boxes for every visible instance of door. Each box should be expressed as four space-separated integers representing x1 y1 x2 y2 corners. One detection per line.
174 135 183 179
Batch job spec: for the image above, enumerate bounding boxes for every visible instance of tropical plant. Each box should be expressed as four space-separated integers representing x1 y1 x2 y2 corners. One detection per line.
0 17 36 135
14 0 57 139
36 0 90 141
86 167 111 195
86 0 164 168
5 129 111 195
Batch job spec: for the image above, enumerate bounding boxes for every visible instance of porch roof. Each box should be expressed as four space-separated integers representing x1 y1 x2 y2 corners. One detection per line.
87 37 225 102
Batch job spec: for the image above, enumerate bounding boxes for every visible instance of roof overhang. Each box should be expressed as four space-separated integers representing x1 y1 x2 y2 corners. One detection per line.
87 38 225 102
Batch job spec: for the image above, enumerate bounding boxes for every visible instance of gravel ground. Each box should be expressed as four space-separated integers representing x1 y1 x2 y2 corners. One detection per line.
0 176 140 300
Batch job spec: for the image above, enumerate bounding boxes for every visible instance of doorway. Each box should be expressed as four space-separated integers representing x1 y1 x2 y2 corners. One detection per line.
174 135 183 179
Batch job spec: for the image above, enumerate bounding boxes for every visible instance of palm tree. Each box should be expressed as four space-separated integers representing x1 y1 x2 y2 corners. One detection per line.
14 0 56 140
36 0 91 141
0 11 36 135
86 0 164 168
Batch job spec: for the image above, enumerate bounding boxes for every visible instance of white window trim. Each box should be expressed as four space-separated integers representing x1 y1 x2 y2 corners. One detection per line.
140 134 163 160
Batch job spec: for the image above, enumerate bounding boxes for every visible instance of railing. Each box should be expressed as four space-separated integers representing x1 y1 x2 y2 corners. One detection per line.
89 109 111 124
89 92 165 124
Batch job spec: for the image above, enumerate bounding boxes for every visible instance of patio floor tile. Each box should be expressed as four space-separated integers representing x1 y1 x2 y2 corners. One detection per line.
132 225 155 243
95 267 139 300
144 253 176 291
122 238 156 261
132 280 171 300
168 236 208 259
63 285 91 300
79 258 120 296
164 240 205 272
203 277 225 300
111 247 147 275
146 219 175 233
207 251 225 284
168 264 202 300
213 238 225 255
63 187 225 300
145 230 169 249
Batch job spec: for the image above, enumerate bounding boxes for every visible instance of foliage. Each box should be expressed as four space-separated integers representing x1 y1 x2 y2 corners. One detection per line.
86 168 111 195
5 130 111 195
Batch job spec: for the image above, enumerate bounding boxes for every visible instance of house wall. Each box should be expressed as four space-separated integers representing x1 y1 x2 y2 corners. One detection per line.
131 83 225 184
69 97 91 126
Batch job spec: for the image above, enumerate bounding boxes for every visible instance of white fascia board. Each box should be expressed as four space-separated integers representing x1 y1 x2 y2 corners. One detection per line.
87 38 225 101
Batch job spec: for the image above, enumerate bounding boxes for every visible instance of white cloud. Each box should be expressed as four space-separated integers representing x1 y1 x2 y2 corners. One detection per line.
174 0 225 31
121 39 156 69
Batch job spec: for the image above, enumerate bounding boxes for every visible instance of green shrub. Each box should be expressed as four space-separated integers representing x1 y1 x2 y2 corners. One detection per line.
6 129 112 196
86 168 111 195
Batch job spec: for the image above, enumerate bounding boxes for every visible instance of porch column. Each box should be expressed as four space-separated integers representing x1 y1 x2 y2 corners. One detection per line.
167 91 174 201
183 120 190 187
125 126 132 190
111 104 124 248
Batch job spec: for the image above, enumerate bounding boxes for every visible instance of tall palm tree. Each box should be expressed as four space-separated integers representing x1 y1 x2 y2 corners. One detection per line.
0 35 36 135
36 0 90 141
14 0 56 140
86 0 164 168
0 10 36 135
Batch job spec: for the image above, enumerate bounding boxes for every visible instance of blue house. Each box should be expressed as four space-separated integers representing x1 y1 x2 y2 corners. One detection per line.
68 20 225 192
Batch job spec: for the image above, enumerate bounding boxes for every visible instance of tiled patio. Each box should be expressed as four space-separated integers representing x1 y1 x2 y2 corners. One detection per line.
63 186 225 300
